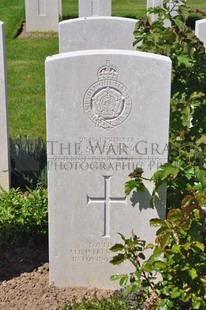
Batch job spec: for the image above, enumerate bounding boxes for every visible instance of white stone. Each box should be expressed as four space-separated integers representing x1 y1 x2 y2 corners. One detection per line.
195 19 206 49
0 22 10 191
25 0 60 32
79 0 111 17
59 0 62 17
147 0 181 25
59 17 137 53
46 49 171 289
147 0 162 10
147 0 163 22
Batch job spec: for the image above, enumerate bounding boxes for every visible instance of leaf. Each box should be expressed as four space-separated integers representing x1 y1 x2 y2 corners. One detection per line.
119 274 128 286
150 218 165 227
110 243 124 252
183 242 191 251
118 233 126 242
179 5 189 21
192 241 205 252
189 268 198 280
157 223 170 234
138 252 145 260
196 134 206 146
189 91 205 101
110 253 126 265
129 167 144 178
125 180 136 196
142 261 153 273
192 300 202 310
159 303 168 310
171 289 181 298
134 180 146 193
167 208 181 221
110 274 123 281
154 262 166 271
194 167 206 187
124 283 139 295
172 15 184 29
144 243 154 250
159 233 171 249
152 163 180 188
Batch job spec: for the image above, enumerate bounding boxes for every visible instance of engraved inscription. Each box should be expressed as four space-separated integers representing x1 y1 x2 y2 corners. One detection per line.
38 0 46 15
69 242 114 263
91 0 99 16
87 176 126 237
47 138 168 172
91 0 94 15
83 60 132 131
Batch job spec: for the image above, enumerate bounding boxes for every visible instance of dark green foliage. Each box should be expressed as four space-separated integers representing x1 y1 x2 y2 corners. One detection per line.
186 13 203 29
63 294 131 310
0 187 48 245
10 136 47 190
110 1 206 309
133 0 206 210
110 193 206 309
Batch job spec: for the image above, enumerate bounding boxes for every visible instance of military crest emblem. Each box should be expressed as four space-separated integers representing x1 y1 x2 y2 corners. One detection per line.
83 60 132 131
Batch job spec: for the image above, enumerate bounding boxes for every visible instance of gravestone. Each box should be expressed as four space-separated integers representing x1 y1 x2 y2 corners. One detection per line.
25 0 60 32
147 0 163 22
59 17 137 53
195 19 206 49
0 22 10 191
46 49 171 289
147 0 180 25
59 0 62 16
79 0 111 17
147 0 162 10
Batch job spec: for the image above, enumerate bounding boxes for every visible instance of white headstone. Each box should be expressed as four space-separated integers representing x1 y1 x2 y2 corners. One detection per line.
147 0 162 10
46 49 171 289
79 0 111 17
0 22 10 191
59 17 137 53
25 0 60 32
59 0 62 17
195 19 206 49
147 0 180 25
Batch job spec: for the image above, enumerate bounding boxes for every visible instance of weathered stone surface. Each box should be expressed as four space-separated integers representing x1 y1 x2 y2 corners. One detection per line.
0 22 10 191
195 19 206 49
46 49 171 289
79 0 111 17
59 17 137 53
25 0 59 32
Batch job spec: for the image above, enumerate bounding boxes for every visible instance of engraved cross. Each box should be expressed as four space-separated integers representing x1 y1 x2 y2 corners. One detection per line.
87 176 126 237
91 0 100 16
38 0 46 16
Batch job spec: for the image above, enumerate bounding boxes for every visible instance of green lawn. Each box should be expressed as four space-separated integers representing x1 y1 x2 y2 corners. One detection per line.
0 0 205 139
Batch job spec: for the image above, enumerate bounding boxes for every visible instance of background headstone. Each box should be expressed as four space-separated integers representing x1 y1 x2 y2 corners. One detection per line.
147 0 180 25
147 0 162 10
195 19 206 49
79 0 111 17
147 0 163 22
59 0 62 17
0 22 10 191
46 49 171 289
59 17 137 53
25 0 60 32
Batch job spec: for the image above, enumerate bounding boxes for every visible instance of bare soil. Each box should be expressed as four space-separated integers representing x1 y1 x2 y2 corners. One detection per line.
0 240 112 310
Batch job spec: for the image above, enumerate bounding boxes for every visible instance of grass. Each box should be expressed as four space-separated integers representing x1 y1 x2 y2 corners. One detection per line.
0 0 206 139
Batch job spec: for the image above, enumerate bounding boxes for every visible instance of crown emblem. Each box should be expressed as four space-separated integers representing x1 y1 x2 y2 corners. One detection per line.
84 60 132 131
97 60 119 80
